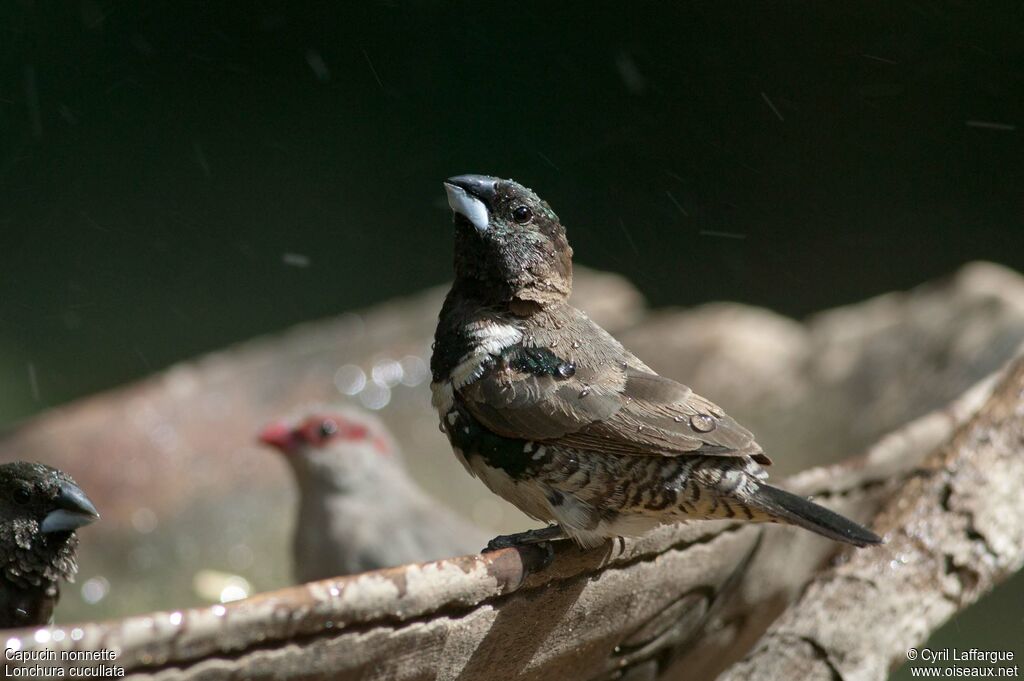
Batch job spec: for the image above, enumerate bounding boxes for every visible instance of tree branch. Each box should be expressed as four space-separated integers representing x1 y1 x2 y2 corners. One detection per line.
720 352 1024 681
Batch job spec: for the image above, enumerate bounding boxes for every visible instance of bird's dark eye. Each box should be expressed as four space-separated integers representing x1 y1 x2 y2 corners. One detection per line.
318 420 338 438
13 488 30 505
512 206 532 224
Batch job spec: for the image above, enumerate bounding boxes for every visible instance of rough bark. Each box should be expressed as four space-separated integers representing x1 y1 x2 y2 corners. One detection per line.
660 369 1003 681
719 354 1024 681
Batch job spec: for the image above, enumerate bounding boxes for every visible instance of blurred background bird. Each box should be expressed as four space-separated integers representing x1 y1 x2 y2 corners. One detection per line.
258 405 489 582
0 462 99 628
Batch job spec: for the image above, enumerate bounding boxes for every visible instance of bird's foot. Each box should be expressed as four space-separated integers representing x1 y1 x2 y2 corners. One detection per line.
483 524 567 552
482 526 564 573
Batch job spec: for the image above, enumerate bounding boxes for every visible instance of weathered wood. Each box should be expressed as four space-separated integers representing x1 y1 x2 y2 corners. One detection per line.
720 353 1024 681
661 368 1003 681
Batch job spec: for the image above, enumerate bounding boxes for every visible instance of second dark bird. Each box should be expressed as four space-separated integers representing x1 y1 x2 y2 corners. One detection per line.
0 462 99 628
430 174 881 550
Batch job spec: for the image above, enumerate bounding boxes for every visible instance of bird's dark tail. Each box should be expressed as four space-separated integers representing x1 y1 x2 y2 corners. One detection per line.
754 483 882 547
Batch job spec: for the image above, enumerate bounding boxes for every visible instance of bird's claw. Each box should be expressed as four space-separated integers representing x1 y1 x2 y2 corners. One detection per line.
481 537 556 572
483 535 520 552
529 540 556 571
481 525 565 557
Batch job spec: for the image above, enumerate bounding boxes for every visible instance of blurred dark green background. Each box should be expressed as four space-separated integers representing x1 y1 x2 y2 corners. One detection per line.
3 1 1024 420
1 2 1022 675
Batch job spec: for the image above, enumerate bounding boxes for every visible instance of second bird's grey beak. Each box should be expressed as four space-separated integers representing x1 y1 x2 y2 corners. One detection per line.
41 480 100 534
444 174 498 233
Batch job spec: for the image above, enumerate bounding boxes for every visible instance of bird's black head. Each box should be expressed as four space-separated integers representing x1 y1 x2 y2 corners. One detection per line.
0 462 99 541
0 462 98 624
443 175 573 307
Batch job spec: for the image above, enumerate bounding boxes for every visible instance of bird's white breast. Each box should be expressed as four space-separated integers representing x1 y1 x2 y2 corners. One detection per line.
451 321 523 389
432 321 523 418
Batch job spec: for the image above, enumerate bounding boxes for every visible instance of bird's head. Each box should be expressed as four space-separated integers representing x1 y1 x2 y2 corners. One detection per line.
443 174 573 308
0 462 99 540
258 406 399 489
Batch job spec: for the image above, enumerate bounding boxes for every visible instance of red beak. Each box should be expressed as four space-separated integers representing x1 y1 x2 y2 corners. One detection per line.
259 420 297 453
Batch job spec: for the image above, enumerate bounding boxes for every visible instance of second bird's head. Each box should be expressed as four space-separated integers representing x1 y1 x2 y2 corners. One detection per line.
443 175 573 307
258 407 399 490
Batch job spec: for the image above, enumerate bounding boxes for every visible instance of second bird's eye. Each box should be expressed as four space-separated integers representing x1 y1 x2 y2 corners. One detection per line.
13 488 30 505
512 206 532 223
318 420 338 438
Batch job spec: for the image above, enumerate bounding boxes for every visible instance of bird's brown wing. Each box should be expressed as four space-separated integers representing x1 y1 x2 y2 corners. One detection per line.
560 368 769 463
458 351 770 464
458 352 624 440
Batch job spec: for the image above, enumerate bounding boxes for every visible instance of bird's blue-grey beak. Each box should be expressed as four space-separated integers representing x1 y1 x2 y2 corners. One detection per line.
444 174 498 232
41 480 100 534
